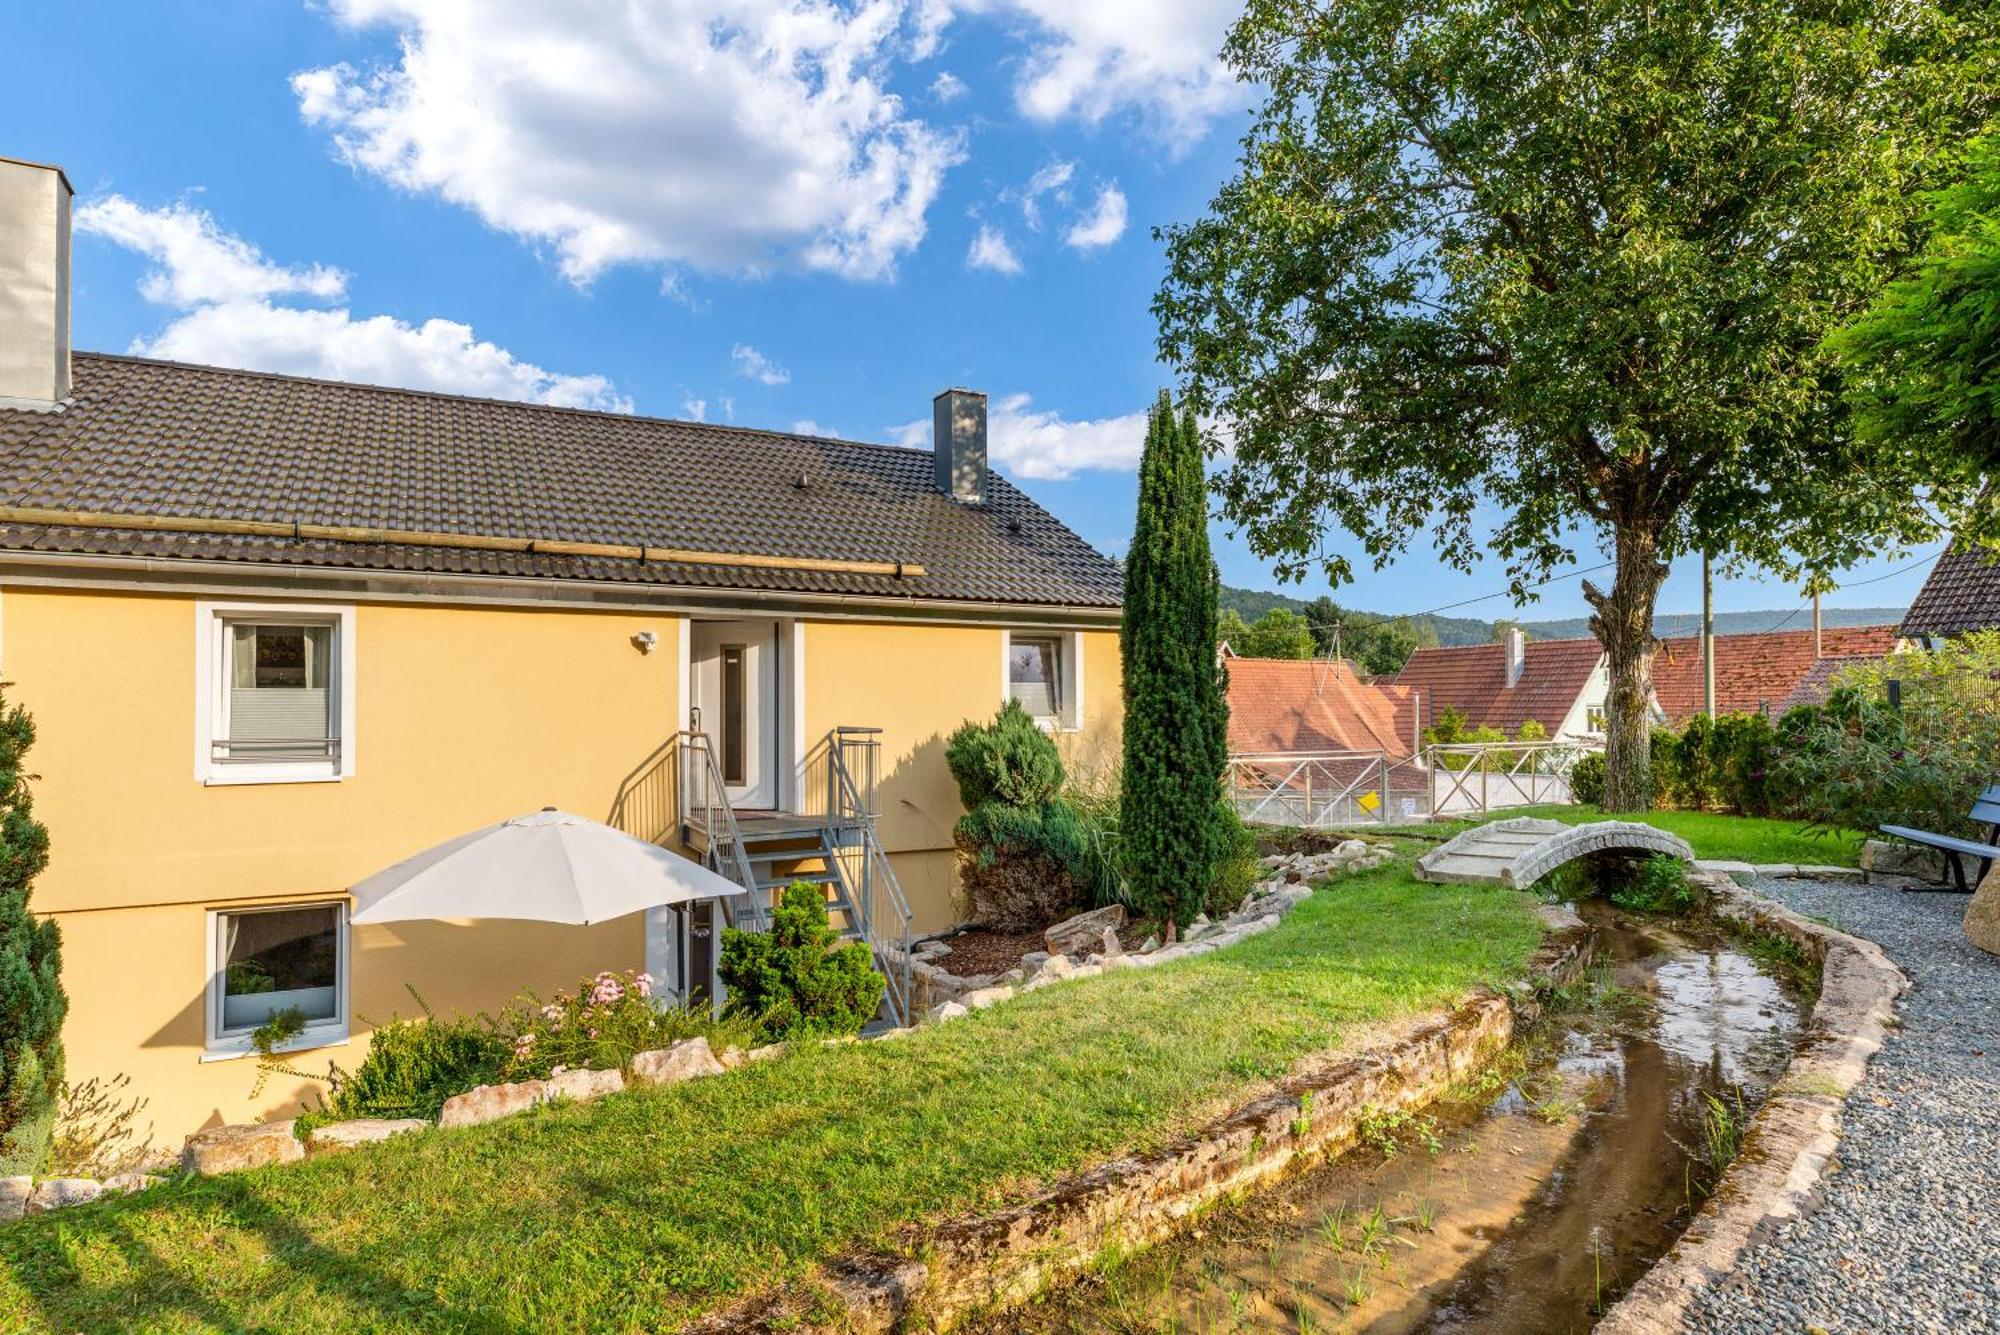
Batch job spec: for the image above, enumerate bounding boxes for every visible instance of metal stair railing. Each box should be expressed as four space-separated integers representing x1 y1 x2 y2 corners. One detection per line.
824 726 914 1027
678 728 768 932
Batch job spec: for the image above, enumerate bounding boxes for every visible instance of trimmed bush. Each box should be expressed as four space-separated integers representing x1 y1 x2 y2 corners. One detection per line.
945 700 1063 809
720 883 884 1042
956 800 1099 929
1570 752 1606 807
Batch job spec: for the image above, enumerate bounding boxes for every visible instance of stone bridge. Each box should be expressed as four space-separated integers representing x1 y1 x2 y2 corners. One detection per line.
1415 817 1696 889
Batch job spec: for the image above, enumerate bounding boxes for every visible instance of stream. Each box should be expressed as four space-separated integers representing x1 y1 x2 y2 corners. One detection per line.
987 903 1807 1334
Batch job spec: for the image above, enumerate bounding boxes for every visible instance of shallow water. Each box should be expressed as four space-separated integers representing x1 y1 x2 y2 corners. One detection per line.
986 904 1805 1334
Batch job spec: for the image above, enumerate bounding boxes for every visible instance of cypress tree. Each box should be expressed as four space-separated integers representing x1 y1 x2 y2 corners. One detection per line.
0 691 61 1175
1121 393 1229 928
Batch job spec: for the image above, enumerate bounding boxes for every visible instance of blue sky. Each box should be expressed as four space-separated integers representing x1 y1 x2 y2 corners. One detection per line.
1 1 1940 628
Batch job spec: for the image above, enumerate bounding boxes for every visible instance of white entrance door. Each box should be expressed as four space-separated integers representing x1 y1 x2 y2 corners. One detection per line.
691 620 779 810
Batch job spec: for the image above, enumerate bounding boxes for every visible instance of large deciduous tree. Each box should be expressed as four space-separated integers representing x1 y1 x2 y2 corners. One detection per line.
1157 0 1994 808
1122 393 1231 928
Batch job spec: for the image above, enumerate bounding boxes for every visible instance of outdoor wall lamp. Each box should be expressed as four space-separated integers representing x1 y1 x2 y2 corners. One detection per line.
631 630 659 654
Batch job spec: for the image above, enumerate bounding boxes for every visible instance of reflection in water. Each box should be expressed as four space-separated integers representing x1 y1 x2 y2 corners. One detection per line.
986 905 1805 1335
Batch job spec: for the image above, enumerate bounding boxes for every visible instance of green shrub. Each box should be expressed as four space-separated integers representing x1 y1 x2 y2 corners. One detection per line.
1772 634 2000 836
956 800 1100 928
1205 800 1261 917
1569 753 1606 807
945 700 1064 809
498 969 751 1081
1607 854 1700 914
1712 712 1779 816
316 1007 508 1123
0 692 62 1176
720 883 884 1042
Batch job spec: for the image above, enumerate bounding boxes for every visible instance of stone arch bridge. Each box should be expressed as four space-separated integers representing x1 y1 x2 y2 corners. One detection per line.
1414 817 1695 889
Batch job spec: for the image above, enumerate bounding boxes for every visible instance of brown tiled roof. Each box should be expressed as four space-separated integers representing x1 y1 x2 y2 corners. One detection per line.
0 353 1123 609
1902 545 2000 639
1650 625 1901 725
1225 658 1418 757
1777 655 1883 713
1386 638 1603 736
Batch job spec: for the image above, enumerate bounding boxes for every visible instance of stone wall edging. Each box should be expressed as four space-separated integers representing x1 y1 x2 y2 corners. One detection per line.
1593 869 1910 1335
687 908 1593 1334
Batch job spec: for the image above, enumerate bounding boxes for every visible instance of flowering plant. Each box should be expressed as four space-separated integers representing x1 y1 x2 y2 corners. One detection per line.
497 969 750 1079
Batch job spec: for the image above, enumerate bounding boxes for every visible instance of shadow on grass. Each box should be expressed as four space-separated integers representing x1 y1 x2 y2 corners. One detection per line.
0 1175 523 1335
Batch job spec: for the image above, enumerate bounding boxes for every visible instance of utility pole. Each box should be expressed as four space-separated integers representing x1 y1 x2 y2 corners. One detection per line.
1702 549 1716 719
1812 589 1823 659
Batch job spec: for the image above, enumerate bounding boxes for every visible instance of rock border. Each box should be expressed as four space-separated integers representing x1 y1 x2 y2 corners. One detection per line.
1594 868 1909 1335
688 903 1592 1333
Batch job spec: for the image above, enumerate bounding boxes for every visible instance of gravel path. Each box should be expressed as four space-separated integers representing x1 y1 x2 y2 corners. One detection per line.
1688 877 2000 1335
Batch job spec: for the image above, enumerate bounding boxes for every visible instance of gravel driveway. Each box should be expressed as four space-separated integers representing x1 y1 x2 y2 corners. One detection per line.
1687 877 2000 1335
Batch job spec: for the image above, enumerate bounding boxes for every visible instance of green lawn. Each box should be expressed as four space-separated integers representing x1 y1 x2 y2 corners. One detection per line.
0 866 1543 1333
1443 805 1866 866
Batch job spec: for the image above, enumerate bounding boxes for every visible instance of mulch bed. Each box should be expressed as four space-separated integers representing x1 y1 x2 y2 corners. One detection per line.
936 919 1157 978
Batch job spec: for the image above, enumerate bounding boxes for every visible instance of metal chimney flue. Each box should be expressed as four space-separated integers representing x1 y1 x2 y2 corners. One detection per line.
0 156 72 412
932 388 988 505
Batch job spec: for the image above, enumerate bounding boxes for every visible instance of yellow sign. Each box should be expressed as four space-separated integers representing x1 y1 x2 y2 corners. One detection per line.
1358 790 1381 813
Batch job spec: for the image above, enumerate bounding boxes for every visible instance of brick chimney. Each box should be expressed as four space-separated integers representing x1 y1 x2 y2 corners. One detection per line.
932 388 988 505
0 156 72 412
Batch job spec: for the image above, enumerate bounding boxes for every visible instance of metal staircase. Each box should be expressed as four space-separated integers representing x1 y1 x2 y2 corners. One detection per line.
673 726 915 1027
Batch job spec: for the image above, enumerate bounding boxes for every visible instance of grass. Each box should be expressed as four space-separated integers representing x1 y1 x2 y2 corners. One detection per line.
1413 805 1867 867
0 867 1544 1333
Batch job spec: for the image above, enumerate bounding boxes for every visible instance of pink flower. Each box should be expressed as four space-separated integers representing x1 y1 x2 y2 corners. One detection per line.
634 972 654 998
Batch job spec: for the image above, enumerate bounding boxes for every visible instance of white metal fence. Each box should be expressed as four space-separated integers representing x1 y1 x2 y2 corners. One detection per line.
1227 740 1601 828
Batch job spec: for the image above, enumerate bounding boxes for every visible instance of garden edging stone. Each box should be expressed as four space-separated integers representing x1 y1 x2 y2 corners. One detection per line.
305 1118 431 1156
183 1119 307 1174
1594 869 1909 1335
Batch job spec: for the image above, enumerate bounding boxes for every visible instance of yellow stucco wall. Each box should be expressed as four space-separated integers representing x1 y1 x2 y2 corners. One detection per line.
10 588 1121 1146
10 587 676 1140
803 622 1123 931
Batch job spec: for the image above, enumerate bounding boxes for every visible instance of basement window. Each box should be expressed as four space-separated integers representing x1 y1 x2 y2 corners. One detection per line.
197 601 356 784
206 902 348 1056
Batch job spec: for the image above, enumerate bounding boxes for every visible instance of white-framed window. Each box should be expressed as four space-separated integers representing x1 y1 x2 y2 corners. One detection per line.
195 601 356 784
1003 630 1085 731
1585 703 1608 733
204 901 349 1057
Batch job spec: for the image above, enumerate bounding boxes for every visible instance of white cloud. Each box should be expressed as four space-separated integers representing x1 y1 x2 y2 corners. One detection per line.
957 0 1245 143
681 394 709 422
966 223 1023 275
1064 183 1127 249
1014 159 1074 230
930 70 967 102
731 343 792 386
75 196 348 307
78 195 625 412
791 419 834 437
295 0 963 284
891 392 1144 479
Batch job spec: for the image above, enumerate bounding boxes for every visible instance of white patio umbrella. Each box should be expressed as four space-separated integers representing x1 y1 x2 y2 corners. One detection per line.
349 807 742 926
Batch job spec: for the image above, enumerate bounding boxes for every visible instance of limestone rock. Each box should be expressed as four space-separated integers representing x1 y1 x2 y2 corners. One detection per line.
1965 862 2000 958
746 1043 786 1063
543 1068 625 1105
438 1080 546 1130
1140 934 1160 953
100 1171 160 1196
717 1046 749 1071
1860 838 1946 882
1045 904 1127 956
27 1178 102 1214
630 1037 726 1086
305 1118 430 1156
183 1120 306 1174
927 1000 969 1024
1099 926 1124 958
0 1176 30 1222
1020 951 1051 970
962 985 1013 1010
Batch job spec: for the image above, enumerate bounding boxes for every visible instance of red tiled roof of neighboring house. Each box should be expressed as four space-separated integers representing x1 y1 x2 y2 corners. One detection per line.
1226 657 1419 757
1777 655 1884 713
1902 544 2000 640
1650 625 1901 725
1385 638 1604 736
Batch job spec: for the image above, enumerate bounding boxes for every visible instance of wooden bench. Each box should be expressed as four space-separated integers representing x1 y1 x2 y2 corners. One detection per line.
1878 784 2000 892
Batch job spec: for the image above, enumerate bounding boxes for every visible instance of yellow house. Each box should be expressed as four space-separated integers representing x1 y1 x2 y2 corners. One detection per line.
0 156 1124 1145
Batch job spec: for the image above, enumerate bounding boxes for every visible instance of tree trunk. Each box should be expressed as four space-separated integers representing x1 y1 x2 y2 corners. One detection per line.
1583 522 1669 811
